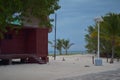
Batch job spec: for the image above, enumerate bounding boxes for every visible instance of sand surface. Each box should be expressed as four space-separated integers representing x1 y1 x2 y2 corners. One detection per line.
0 54 120 80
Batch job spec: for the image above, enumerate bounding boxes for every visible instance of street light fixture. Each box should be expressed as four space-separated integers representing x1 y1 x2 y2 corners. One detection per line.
94 17 103 66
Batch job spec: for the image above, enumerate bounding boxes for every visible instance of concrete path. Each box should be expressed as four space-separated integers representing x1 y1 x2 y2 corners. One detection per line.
57 69 120 80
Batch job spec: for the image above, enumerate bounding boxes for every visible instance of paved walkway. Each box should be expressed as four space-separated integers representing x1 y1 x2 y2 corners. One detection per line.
57 69 120 80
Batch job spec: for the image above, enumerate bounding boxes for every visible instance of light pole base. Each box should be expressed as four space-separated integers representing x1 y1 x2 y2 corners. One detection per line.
95 58 102 66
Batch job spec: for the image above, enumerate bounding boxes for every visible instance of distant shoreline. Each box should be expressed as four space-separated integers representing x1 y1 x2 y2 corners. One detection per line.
48 51 87 55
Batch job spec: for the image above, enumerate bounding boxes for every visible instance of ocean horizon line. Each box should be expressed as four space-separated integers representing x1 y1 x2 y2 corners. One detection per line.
48 50 87 54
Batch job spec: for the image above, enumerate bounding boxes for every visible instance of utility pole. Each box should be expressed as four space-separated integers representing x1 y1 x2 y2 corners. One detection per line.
54 13 57 60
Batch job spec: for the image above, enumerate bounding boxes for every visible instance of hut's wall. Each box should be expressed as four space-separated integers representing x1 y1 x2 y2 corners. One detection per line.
36 29 48 57
0 30 25 54
0 27 48 63
24 28 37 54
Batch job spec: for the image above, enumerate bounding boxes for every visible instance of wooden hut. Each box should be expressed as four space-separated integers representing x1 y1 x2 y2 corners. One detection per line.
0 14 51 65
0 27 49 64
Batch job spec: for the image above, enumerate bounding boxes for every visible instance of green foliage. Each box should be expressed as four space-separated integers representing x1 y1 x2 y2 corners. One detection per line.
62 39 74 55
85 12 120 62
101 13 120 63
0 0 60 38
0 0 23 38
56 39 64 55
101 13 120 37
0 1 21 26
85 25 97 53
49 39 74 55
22 0 60 27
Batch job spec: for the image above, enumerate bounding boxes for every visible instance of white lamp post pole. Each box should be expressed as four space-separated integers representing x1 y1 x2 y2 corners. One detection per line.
94 17 103 66
97 21 100 59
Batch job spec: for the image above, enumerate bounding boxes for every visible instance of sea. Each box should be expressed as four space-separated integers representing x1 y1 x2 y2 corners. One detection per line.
48 51 87 55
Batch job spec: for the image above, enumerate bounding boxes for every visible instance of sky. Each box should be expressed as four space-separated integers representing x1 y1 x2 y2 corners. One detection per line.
48 0 120 51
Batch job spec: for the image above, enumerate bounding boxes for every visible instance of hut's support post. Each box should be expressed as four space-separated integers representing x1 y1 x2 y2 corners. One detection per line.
92 56 94 64
9 59 12 65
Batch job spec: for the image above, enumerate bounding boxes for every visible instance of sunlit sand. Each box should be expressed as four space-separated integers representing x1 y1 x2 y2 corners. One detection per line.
0 54 120 80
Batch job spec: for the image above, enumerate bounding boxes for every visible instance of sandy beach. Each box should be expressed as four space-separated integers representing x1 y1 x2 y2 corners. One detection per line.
0 54 120 80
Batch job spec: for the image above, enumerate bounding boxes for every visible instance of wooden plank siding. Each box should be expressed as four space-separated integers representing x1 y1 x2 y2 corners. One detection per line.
0 27 49 64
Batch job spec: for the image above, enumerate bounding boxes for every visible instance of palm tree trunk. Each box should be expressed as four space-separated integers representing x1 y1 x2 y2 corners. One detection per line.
106 52 109 63
59 49 62 55
65 49 68 55
110 39 115 63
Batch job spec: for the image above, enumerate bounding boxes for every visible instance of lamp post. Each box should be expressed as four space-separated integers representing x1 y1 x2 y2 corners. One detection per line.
54 13 57 60
94 17 103 66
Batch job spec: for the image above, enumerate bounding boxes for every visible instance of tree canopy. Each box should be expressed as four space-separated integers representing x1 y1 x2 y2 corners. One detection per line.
0 0 60 35
49 39 74 55
62 39 74 55
85 13 120 63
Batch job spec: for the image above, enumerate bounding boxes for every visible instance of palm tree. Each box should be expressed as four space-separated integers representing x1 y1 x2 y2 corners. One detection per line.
101 13 120 63
62 39 74 55
56 39 64 55
85 13 120 63
85 25 98 54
